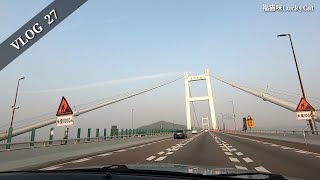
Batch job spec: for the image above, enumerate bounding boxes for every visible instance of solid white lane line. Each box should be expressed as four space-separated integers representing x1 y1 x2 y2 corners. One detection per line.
146 156 156 161
40 166 62 170
115 149 126 152
158 151 165 155
97 152 113 157
166 152 174 155
235 165 248 170
236 152 243 156
271 144 280 147
255 166 271 173
71 158 92 163
229 157 240 162
263 142 271 145
224 152 233 156
139 145 145 147
155 156 167 161
243 157 254 163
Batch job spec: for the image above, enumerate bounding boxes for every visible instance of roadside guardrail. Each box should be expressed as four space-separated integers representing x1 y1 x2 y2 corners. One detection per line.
0 132 171 151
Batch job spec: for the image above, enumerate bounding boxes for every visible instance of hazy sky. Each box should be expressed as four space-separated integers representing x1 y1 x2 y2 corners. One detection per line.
1 0 320 140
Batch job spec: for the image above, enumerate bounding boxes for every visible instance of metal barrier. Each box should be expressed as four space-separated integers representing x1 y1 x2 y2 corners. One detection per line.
0 132 171 151
240 130 320 135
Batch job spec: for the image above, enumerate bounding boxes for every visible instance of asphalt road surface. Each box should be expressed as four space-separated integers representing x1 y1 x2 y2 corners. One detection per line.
36 132 320 180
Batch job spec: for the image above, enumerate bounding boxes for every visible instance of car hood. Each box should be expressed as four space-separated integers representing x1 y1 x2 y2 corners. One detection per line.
64 163 301 179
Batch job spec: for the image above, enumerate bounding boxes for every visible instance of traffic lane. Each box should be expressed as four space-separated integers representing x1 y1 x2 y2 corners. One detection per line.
235 133 320 153
160 132 238 168
214 132 319 180
40 134 197 170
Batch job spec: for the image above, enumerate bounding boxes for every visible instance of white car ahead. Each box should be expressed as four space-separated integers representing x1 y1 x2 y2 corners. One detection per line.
191 130 198 134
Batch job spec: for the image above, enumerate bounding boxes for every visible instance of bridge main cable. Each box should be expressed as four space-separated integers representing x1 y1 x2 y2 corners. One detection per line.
210 75 320 123
0 76 183 141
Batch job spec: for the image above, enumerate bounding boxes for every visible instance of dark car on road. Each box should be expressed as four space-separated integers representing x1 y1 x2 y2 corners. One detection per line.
173 130 187 139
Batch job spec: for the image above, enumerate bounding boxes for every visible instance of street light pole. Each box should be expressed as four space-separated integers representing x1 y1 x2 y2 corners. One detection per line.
229 100 236 130
7 77 25 149
278 34 306 97
131 108 134 129
10 77 25 128
220 113 225 130
277 34 315 132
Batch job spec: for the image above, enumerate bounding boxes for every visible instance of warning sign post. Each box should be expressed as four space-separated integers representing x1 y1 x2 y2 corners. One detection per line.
296 97 315 121
56 96 74 127
246 115 254 129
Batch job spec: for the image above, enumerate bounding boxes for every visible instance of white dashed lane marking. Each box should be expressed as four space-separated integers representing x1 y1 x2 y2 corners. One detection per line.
166 152 174 155
235 165 248 170
295 150 311 154
70 158 92 163
146 156 156 161
229 157 240 162
255 166 271 173
128 146 137 149
243 157 254 163
155 156 167 161
280 146 293 150
212 133 272 173
157 151 165 155
223 133 320 158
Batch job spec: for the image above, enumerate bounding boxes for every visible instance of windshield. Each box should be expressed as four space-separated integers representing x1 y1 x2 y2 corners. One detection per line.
0 1 319 180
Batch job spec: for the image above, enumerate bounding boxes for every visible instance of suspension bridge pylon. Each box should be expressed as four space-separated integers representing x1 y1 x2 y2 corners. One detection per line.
184 69 217 130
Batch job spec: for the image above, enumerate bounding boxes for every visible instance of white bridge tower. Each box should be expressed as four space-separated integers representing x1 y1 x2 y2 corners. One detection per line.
184 69 217 130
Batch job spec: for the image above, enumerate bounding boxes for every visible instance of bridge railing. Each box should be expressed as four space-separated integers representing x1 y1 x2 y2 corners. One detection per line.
0 131 173 151
239 130 320 135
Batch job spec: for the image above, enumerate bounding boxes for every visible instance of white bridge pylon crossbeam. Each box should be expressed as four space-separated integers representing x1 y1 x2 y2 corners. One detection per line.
202 117 210 130
184 69 217 130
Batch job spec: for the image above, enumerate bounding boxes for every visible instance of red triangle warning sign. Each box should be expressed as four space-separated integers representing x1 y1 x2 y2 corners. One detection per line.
56 96 73 116
296 97 315 112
